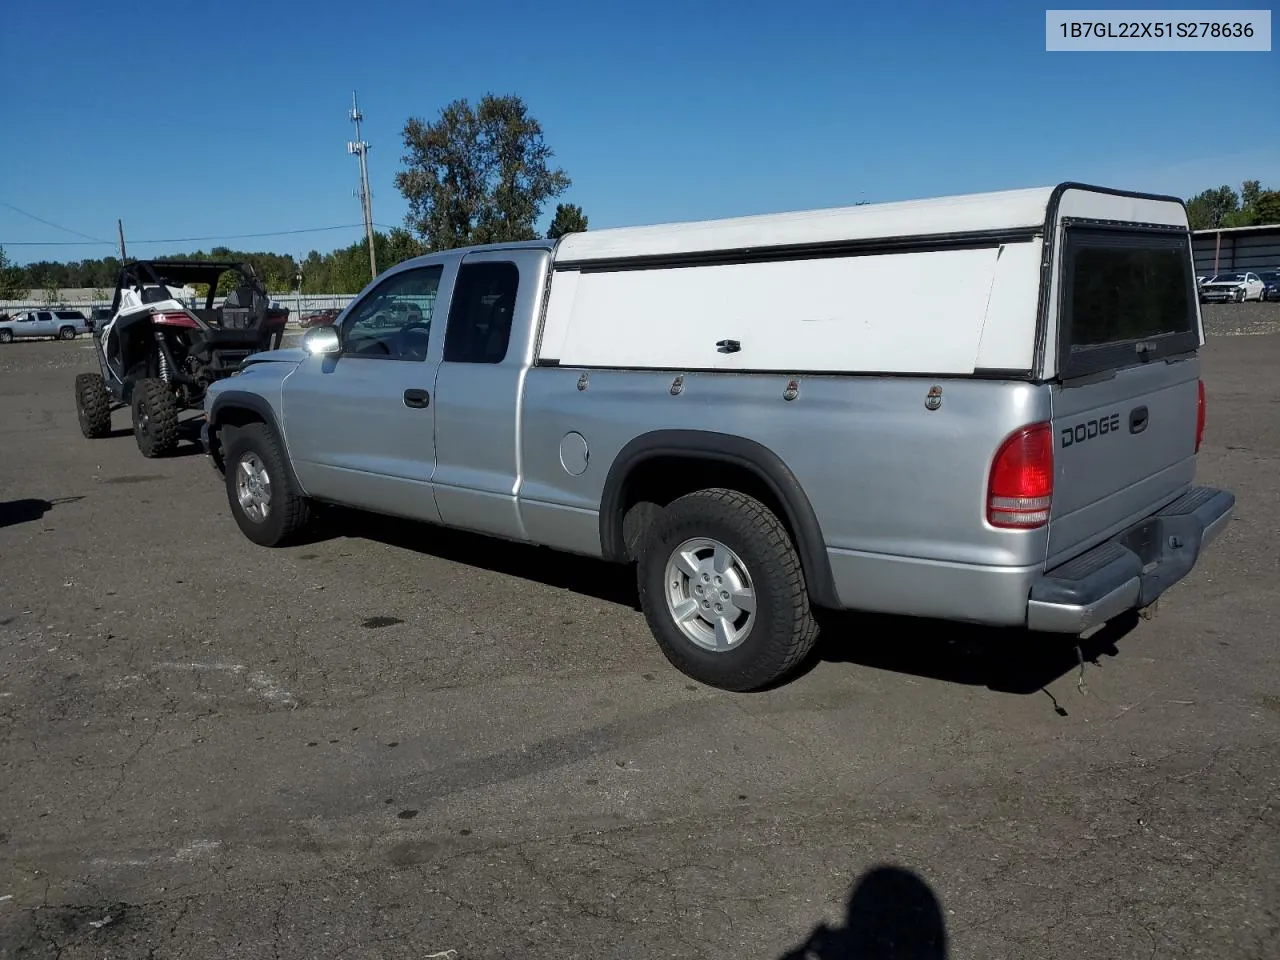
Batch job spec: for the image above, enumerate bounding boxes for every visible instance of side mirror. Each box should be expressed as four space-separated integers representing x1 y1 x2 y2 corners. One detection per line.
302 325 341 356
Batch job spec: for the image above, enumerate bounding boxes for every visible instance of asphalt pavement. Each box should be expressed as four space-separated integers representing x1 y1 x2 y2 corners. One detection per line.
1 305 1277 959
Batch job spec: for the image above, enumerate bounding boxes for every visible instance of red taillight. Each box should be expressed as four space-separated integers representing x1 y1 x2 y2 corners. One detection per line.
1195 379 1206 453
987 422 1054 529
153 312 199 329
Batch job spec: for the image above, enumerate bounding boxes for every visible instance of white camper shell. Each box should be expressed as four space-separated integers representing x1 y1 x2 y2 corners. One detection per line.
539 183 1202 379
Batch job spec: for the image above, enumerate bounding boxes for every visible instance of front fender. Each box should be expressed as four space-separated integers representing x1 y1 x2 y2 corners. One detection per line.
204 388 305 495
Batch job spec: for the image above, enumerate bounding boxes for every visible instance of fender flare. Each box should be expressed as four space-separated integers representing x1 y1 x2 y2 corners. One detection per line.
207 390 306 493
599 430 840 609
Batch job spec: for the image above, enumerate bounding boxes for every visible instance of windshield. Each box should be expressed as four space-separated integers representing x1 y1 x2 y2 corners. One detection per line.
1211 274 1245 283
1258 271 1279 282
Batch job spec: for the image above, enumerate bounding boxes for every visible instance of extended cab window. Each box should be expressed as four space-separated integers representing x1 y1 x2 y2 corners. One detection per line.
443 262 519 364
1058 226 1198 378
341 265 443 361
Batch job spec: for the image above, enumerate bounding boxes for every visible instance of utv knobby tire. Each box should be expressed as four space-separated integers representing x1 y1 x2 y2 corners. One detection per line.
74 372 112 438
636 488 819 692
222 423 312 547
131 377 180 458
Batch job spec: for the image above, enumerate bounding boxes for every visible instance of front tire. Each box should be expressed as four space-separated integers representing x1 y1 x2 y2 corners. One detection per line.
222 423 312 546
0 330 12 343
131 377 180 457
74 372 112 438
636 488 819 691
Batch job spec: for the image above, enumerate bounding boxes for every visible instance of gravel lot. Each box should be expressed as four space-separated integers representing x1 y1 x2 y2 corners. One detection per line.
1 304 1278 959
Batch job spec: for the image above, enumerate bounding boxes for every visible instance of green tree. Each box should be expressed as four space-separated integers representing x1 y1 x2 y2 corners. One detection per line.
0 247 28 300
395 93 571 250
1254 191 1280 226
1240 179 1262 211
1185 185 1239 230
546 203 588 239
1184 180 1280 229
384 227 425 267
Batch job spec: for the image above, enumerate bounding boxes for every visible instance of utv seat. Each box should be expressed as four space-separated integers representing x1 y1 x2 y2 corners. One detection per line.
221 285 263 332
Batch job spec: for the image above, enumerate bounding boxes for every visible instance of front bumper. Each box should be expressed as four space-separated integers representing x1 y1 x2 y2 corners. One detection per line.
1026 486 1234 633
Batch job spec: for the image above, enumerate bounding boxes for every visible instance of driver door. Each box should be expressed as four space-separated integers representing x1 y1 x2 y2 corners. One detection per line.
281 260 453 523
32 312 56 338
12 314 39 338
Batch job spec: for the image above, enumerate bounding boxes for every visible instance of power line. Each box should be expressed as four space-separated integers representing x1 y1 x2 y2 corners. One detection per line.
128 223 369 244
0 200 113 245
0 240 100 247
2 223 372 248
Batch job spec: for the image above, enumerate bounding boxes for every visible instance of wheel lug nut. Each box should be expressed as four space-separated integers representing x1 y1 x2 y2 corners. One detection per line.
714 576 722 585
694 585 703 595
720 591 729 600
701 573 710 582
714 603 723 613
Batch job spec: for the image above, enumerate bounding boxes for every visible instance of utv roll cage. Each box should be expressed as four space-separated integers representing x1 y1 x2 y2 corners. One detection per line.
110 260 267 314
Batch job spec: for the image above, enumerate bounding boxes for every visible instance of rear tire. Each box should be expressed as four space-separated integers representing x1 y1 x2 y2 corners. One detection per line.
74 372 112 438
636 488 819 691
222 423 312 546
131 377 180 458
58 326 76 340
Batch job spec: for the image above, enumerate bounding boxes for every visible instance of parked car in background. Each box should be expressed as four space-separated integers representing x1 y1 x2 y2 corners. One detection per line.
1199 272 1265 303
0 310 89 342
299 308 342 328
1257 270 1280 302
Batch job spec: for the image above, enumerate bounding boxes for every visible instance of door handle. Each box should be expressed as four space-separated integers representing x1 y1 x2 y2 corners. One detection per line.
1129 405 1149 434
403 388 430 409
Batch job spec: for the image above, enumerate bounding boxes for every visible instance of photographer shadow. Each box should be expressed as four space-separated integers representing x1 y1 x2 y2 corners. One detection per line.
778 865 947 959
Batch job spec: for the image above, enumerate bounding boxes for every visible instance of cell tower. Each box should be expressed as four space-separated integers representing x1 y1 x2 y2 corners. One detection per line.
348 91 377 280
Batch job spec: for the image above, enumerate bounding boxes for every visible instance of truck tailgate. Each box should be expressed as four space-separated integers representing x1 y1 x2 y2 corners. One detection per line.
1045 221 1203 567
1048 358 1198 565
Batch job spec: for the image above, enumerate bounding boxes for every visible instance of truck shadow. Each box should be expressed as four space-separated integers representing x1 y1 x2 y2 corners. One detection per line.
327 508 1138 697
327 508 641 608
809 608 1138 697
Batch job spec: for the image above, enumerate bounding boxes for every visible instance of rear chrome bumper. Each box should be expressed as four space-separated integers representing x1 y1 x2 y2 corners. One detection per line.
1026 486 1234 633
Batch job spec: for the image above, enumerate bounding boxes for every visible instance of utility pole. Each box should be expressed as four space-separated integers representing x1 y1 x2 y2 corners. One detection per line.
117 219 127 260
348 91 377 281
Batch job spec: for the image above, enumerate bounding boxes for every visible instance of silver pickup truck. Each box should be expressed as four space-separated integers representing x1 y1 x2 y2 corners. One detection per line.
202 182 1234 691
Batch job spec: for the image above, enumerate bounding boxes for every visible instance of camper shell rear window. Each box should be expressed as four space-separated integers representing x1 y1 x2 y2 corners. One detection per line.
1056 224 1199 379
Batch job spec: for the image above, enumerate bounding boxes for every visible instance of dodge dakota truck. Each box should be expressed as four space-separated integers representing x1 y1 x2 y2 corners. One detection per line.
202 182 1234 691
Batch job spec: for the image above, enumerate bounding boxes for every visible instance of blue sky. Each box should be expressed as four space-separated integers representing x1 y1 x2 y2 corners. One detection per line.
2 0 1276 265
